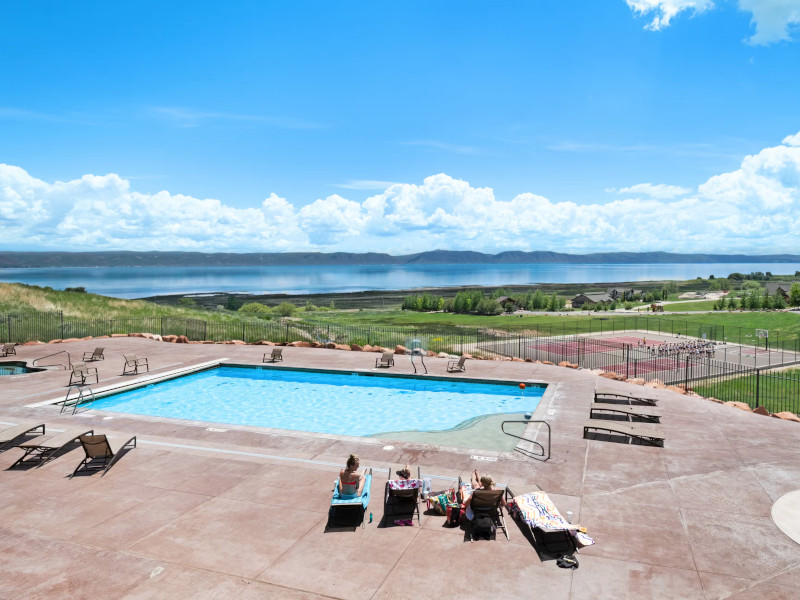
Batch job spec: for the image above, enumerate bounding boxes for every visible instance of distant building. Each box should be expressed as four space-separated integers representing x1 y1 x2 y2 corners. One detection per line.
606 287 643 301
572 292 613 308
495 296 520 311
765 282 797 300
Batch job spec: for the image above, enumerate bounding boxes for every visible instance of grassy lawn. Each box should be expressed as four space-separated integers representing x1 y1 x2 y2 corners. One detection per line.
693 368 800 415
662 300 718 311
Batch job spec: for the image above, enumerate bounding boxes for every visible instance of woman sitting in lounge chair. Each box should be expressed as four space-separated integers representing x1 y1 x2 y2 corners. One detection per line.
339 454 369 498
462 469 507 520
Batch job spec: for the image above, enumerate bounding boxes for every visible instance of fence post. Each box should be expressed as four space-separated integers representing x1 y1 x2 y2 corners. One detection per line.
60 311 64 340
204 320 207 341
6 316 11 342
755 368 760 409
285 322 289 343
160 317 164 337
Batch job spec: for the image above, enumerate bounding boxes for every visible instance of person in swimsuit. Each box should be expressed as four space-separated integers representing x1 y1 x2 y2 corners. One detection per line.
462 469 507 520
339 454 368 497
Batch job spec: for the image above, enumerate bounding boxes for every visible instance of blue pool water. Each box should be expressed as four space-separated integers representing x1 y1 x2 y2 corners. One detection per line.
0 361 45 376
89 366 544 436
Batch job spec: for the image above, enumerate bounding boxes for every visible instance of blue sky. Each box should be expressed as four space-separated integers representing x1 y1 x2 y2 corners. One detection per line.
1 1 799 255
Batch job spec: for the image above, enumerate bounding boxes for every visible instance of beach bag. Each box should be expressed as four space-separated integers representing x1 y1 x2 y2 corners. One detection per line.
472 513 495 540
427 489 456 515
446 503 461 527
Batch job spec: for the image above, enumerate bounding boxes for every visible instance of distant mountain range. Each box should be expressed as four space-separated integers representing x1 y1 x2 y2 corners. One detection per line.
1 250 800 268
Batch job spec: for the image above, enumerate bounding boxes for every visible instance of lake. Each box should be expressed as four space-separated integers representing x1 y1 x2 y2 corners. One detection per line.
1 262 798 299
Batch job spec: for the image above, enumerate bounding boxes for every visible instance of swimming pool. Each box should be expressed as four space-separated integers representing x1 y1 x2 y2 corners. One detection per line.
89 366 545 437
0 361 46 376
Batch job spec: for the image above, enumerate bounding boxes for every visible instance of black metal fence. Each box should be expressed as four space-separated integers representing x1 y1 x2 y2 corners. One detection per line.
2 311 799 414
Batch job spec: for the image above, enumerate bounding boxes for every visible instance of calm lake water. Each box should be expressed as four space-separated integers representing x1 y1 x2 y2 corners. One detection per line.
1 263 799 299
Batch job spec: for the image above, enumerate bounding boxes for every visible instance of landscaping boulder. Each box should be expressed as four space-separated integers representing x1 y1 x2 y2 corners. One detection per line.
176 335 189 343
350 344 363 352
162 335 178 343
325 342 336 349
724 401 752 412
774 411 800 422
395 345 407 355
666 385 686 395
752 406 770 416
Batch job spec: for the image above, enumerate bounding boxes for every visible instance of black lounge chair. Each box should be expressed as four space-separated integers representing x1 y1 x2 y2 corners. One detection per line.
263 348 283 363
583 420 664 447
375 352 394 368
11 428 94 468
69 362 99 386
468 488 509 541
122 354 149 375
70 434 137 477
0 422 46 451
594 387 659 407
1 343 16 357
590 403 662 423
82 347 105 361
383 466 422 526
447 355 467 373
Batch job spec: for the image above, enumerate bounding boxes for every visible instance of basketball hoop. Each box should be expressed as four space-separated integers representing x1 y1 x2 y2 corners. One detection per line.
756 329 769 339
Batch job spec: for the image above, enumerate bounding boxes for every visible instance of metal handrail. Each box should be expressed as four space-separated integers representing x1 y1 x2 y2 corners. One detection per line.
32 350 72 370
501 419 551 461
410 349 428 374
61 384 97 414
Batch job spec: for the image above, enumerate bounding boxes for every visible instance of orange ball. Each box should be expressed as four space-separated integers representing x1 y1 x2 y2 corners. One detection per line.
519 383 526 390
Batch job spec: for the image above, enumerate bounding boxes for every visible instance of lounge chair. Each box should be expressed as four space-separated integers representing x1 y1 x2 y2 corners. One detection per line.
328 467 373 529
1 343 16 357
468 488 509 542
68 361 99 386
0 422 46 451
590 403 662 423
10 428 94 468
506 487 594 553
122 354 149 375
263 348 283 363
375 352 394 368
583 420 664 447
447 355 467 373
70 434 137 477
383 466 422 526
594 385 659 406
82 347 105 361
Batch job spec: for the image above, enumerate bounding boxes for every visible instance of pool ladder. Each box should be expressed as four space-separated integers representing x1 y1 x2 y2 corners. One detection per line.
61 385 97 415
501 419 551 461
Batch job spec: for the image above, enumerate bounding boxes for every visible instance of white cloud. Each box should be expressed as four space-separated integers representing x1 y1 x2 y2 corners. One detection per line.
625 0 715 31
1 129 800 254
617 183 693 198
739 0 800 44
626 0 800 44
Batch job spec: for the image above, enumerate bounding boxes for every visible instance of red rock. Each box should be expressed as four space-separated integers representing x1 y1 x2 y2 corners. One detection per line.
724 401 752 412
350 344 363 351
81 336 93 340
753 406 770 416
22 341 44 346
666 385 686 395
177 335 189 343
231 340 246 345
774 411 800 422
627 378 646 385
427 350 436 357
334 343 350 351
162 335 178 343
311 342 323 348
62 338 81 343
542 360 554 365
326 342 336 349
600 371 619 379
48 339 62 344
395 345 407 355
201 340 215 344
512 357 524 362
94 335 110 339
110 334 127 338
525 358 533 362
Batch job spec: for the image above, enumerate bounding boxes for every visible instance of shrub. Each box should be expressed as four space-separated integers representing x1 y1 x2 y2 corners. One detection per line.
275 302 296 317
177 297 196 306
64 286 87 293
238 302 273 315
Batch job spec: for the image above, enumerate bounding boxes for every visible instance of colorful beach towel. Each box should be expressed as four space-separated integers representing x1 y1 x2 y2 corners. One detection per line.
509 491 595 547
388 478 422 491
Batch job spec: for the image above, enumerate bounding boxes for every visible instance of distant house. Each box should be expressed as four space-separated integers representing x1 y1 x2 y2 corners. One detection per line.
765 282 797 300
572 292 613 308
607 287 643 301
495 296 520 311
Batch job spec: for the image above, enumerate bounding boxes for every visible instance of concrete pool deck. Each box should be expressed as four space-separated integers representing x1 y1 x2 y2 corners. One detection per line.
1 338 799 599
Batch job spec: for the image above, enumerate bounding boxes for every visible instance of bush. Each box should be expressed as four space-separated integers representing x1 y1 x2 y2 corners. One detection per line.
177 297 196 306
275 302 297 317
64 286 87 293
238 302 273 315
